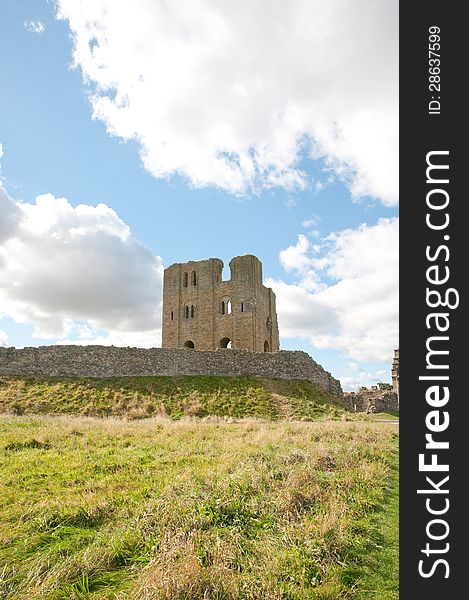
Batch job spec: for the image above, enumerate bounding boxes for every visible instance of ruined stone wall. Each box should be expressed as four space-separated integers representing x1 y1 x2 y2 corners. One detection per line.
343 390 399 413
0 346 342 397
161 255 280 352
391 348 399 396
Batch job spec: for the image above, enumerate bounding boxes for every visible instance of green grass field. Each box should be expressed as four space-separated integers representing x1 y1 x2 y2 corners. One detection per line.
0 376 398 598
0 414 398 599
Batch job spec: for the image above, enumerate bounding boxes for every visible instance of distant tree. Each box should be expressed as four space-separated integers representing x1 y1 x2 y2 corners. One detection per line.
377 382 393 391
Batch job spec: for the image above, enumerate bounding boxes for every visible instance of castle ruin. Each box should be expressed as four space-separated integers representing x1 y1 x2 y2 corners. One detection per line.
391 348 399 398
162 255 280 353
0 254 344 398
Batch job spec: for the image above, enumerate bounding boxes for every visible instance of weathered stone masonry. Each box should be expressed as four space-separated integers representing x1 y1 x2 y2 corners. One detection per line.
162 255 280 353
0 346 343 397
343 390 399 413
391 348 399 397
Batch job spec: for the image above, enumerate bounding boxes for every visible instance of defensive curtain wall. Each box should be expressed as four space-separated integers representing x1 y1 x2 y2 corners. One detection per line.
0 345 343 397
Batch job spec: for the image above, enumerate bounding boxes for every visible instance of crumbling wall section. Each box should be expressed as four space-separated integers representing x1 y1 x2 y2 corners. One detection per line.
343 390 399 413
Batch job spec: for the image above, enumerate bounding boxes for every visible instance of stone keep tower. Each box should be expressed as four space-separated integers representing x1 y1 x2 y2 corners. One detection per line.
162 255 280 352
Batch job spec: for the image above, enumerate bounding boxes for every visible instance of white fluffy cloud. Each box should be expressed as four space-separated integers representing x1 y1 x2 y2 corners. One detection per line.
23 20 45 35
0 330 7 347
268 217 398 362
56 0 398 205
339 367 388 391
0 188 163 344
0 186 23 245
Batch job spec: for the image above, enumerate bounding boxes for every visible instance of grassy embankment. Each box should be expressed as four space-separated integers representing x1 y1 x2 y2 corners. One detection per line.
0 375 347 421
0 376 398 599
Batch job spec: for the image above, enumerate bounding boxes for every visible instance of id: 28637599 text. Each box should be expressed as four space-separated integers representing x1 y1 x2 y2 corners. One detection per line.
428 26 441 115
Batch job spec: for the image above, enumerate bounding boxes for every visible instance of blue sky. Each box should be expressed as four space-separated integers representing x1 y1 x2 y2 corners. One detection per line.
0 0 398 390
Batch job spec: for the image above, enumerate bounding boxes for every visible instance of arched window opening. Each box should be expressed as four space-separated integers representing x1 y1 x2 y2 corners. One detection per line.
170 310 174 321
264 340 270 352
185 305 189 319
190 305 195 318
191 271 197 286
221 299 231 315
220 337 232 349
183 272 188 287
241 302 244 312
183 340 195 349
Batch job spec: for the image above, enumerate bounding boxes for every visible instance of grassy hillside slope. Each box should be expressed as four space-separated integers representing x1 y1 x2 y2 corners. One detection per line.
0 375 345 421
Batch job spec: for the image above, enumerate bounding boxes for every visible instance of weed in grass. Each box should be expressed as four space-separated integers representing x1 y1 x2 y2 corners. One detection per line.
4 438 51 451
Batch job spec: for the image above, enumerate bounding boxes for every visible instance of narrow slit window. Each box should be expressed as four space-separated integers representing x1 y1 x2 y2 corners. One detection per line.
190 305 195 318
183 272 188 287
185 305 189 319
191 271 197 286
241 302 244 312
170 310 174 320
221 301 225 315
